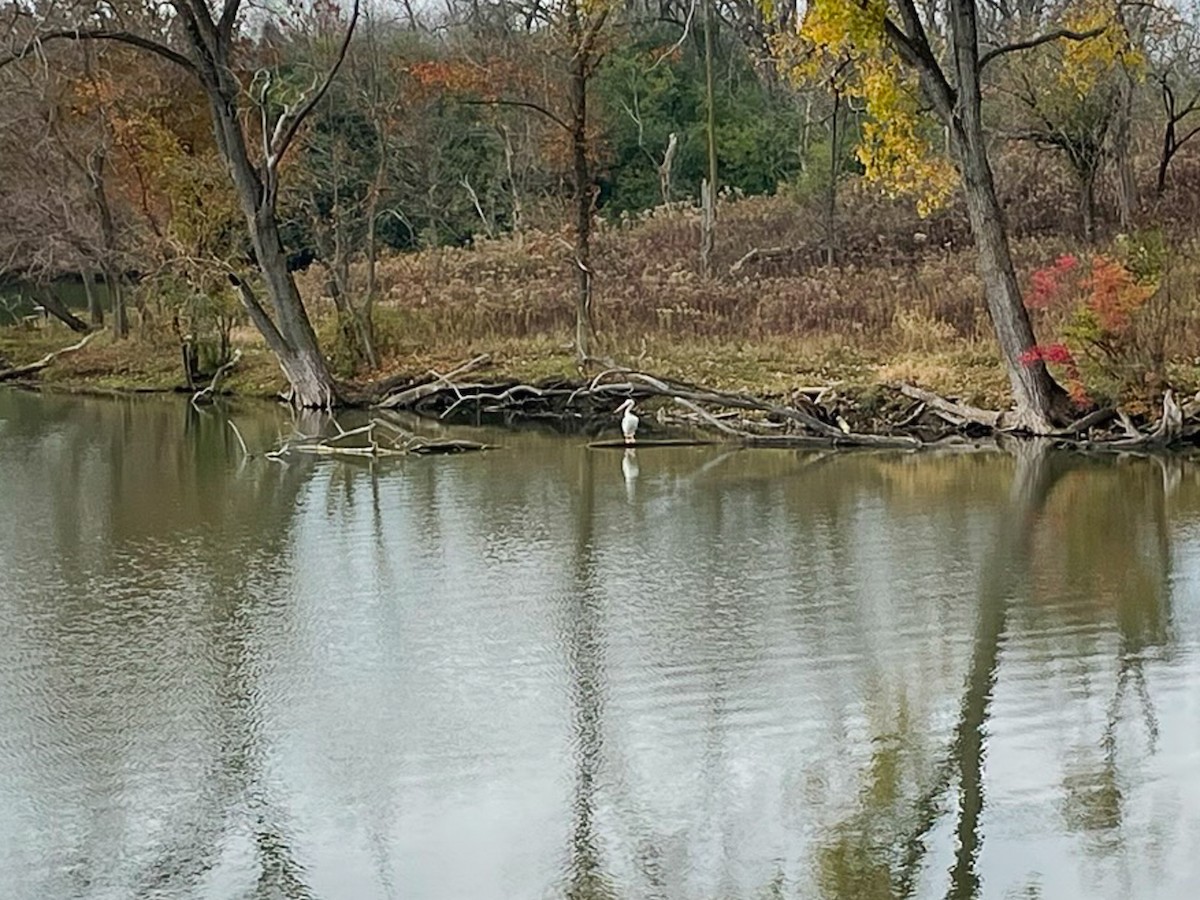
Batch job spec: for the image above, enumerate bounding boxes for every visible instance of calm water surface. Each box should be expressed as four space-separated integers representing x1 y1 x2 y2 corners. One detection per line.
1 390 1199 900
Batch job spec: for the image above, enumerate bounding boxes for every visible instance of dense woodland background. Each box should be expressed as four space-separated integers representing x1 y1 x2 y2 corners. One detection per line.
4 0 1200 410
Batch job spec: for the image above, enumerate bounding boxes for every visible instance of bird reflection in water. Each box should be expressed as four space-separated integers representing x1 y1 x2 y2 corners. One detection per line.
621 448 639 501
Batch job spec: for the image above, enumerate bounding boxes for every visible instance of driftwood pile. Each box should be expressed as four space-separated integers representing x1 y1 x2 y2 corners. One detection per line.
378 364 919 448
375 359 1200 452
893 383 1198 451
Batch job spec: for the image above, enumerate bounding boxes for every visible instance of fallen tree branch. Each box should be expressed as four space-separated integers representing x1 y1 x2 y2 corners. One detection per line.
228 420 249 459
1048 406 1116 437
376 354 492 408
191 349 243 407
894 383 1001 429
1101 391 1182 449
267 417 493 460
728 246 792 278
0 331 97 382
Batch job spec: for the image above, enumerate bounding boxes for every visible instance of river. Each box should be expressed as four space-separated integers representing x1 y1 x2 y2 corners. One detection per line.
1 390 1198 899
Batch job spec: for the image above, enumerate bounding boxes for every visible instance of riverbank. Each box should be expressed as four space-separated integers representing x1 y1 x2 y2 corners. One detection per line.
7 193 1200 432
0 319 1015 407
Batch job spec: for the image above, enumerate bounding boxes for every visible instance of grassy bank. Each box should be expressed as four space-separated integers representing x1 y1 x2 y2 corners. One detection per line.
5 192 1200 412
0 319 1015 410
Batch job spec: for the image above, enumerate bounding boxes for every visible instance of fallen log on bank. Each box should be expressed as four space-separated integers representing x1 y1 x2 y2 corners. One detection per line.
0 332 97 383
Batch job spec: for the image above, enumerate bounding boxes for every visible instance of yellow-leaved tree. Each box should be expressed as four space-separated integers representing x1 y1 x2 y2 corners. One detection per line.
774 0 1122 432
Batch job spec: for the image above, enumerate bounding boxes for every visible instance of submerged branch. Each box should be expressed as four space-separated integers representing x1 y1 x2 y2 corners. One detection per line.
266 417 493 461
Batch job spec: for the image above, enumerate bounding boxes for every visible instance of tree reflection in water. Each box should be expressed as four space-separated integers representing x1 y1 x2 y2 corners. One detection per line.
812 442 1176 900
563 449 617 900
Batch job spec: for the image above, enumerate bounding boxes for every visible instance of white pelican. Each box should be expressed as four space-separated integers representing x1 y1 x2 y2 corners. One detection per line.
617 399 639 444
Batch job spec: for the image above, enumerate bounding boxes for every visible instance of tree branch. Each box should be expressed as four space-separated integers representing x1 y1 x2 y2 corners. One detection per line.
217 0 242 41
1176 122 1200 149
460 97 571 132
268 0 361 168
227 273 287 354
979 27 1107 69
890 0 956 118
0 29 197 76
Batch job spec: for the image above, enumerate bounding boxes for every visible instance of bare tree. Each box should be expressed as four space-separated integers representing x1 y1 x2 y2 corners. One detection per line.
448 0 616 364
2 0 362 407
1151 13 1200 196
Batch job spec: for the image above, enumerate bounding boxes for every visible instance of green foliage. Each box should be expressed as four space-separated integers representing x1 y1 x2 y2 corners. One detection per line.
594 34 804 215
781 128 865 204
143 270 239 372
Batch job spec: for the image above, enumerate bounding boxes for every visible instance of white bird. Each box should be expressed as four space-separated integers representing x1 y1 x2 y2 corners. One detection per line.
617 398 639 444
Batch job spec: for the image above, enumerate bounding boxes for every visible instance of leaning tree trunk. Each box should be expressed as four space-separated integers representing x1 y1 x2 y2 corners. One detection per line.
953 131 1067 432
36 286 89 333
208 97 340 408
945 0 1067 433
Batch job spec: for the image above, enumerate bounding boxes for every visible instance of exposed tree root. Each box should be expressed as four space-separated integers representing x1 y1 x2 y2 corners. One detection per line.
894 383 1001 430
369 361 1200 453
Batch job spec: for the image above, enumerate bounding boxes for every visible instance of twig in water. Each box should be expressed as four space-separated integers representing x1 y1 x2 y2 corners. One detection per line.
227 420 249 459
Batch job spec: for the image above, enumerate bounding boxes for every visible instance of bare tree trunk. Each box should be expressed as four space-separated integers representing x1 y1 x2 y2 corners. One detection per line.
799 93 813 173
701 0 718 277
1156 122 1173 196
86 154 127 338
943 0 1067 431
207 96 339 408
105 268 127 339
36 286 89 333
499 124 524 237
1112 72 1137 229
81 269 103 328
953 132 1066 430
700 178 715 279
360 153 384 371
1078 167 1098 243
569 29 594 363
826 87 840 267
658 132 678 205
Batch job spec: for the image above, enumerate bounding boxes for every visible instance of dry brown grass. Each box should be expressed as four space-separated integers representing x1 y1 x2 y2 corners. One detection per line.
11 158 1200 407
290 184 1200 405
